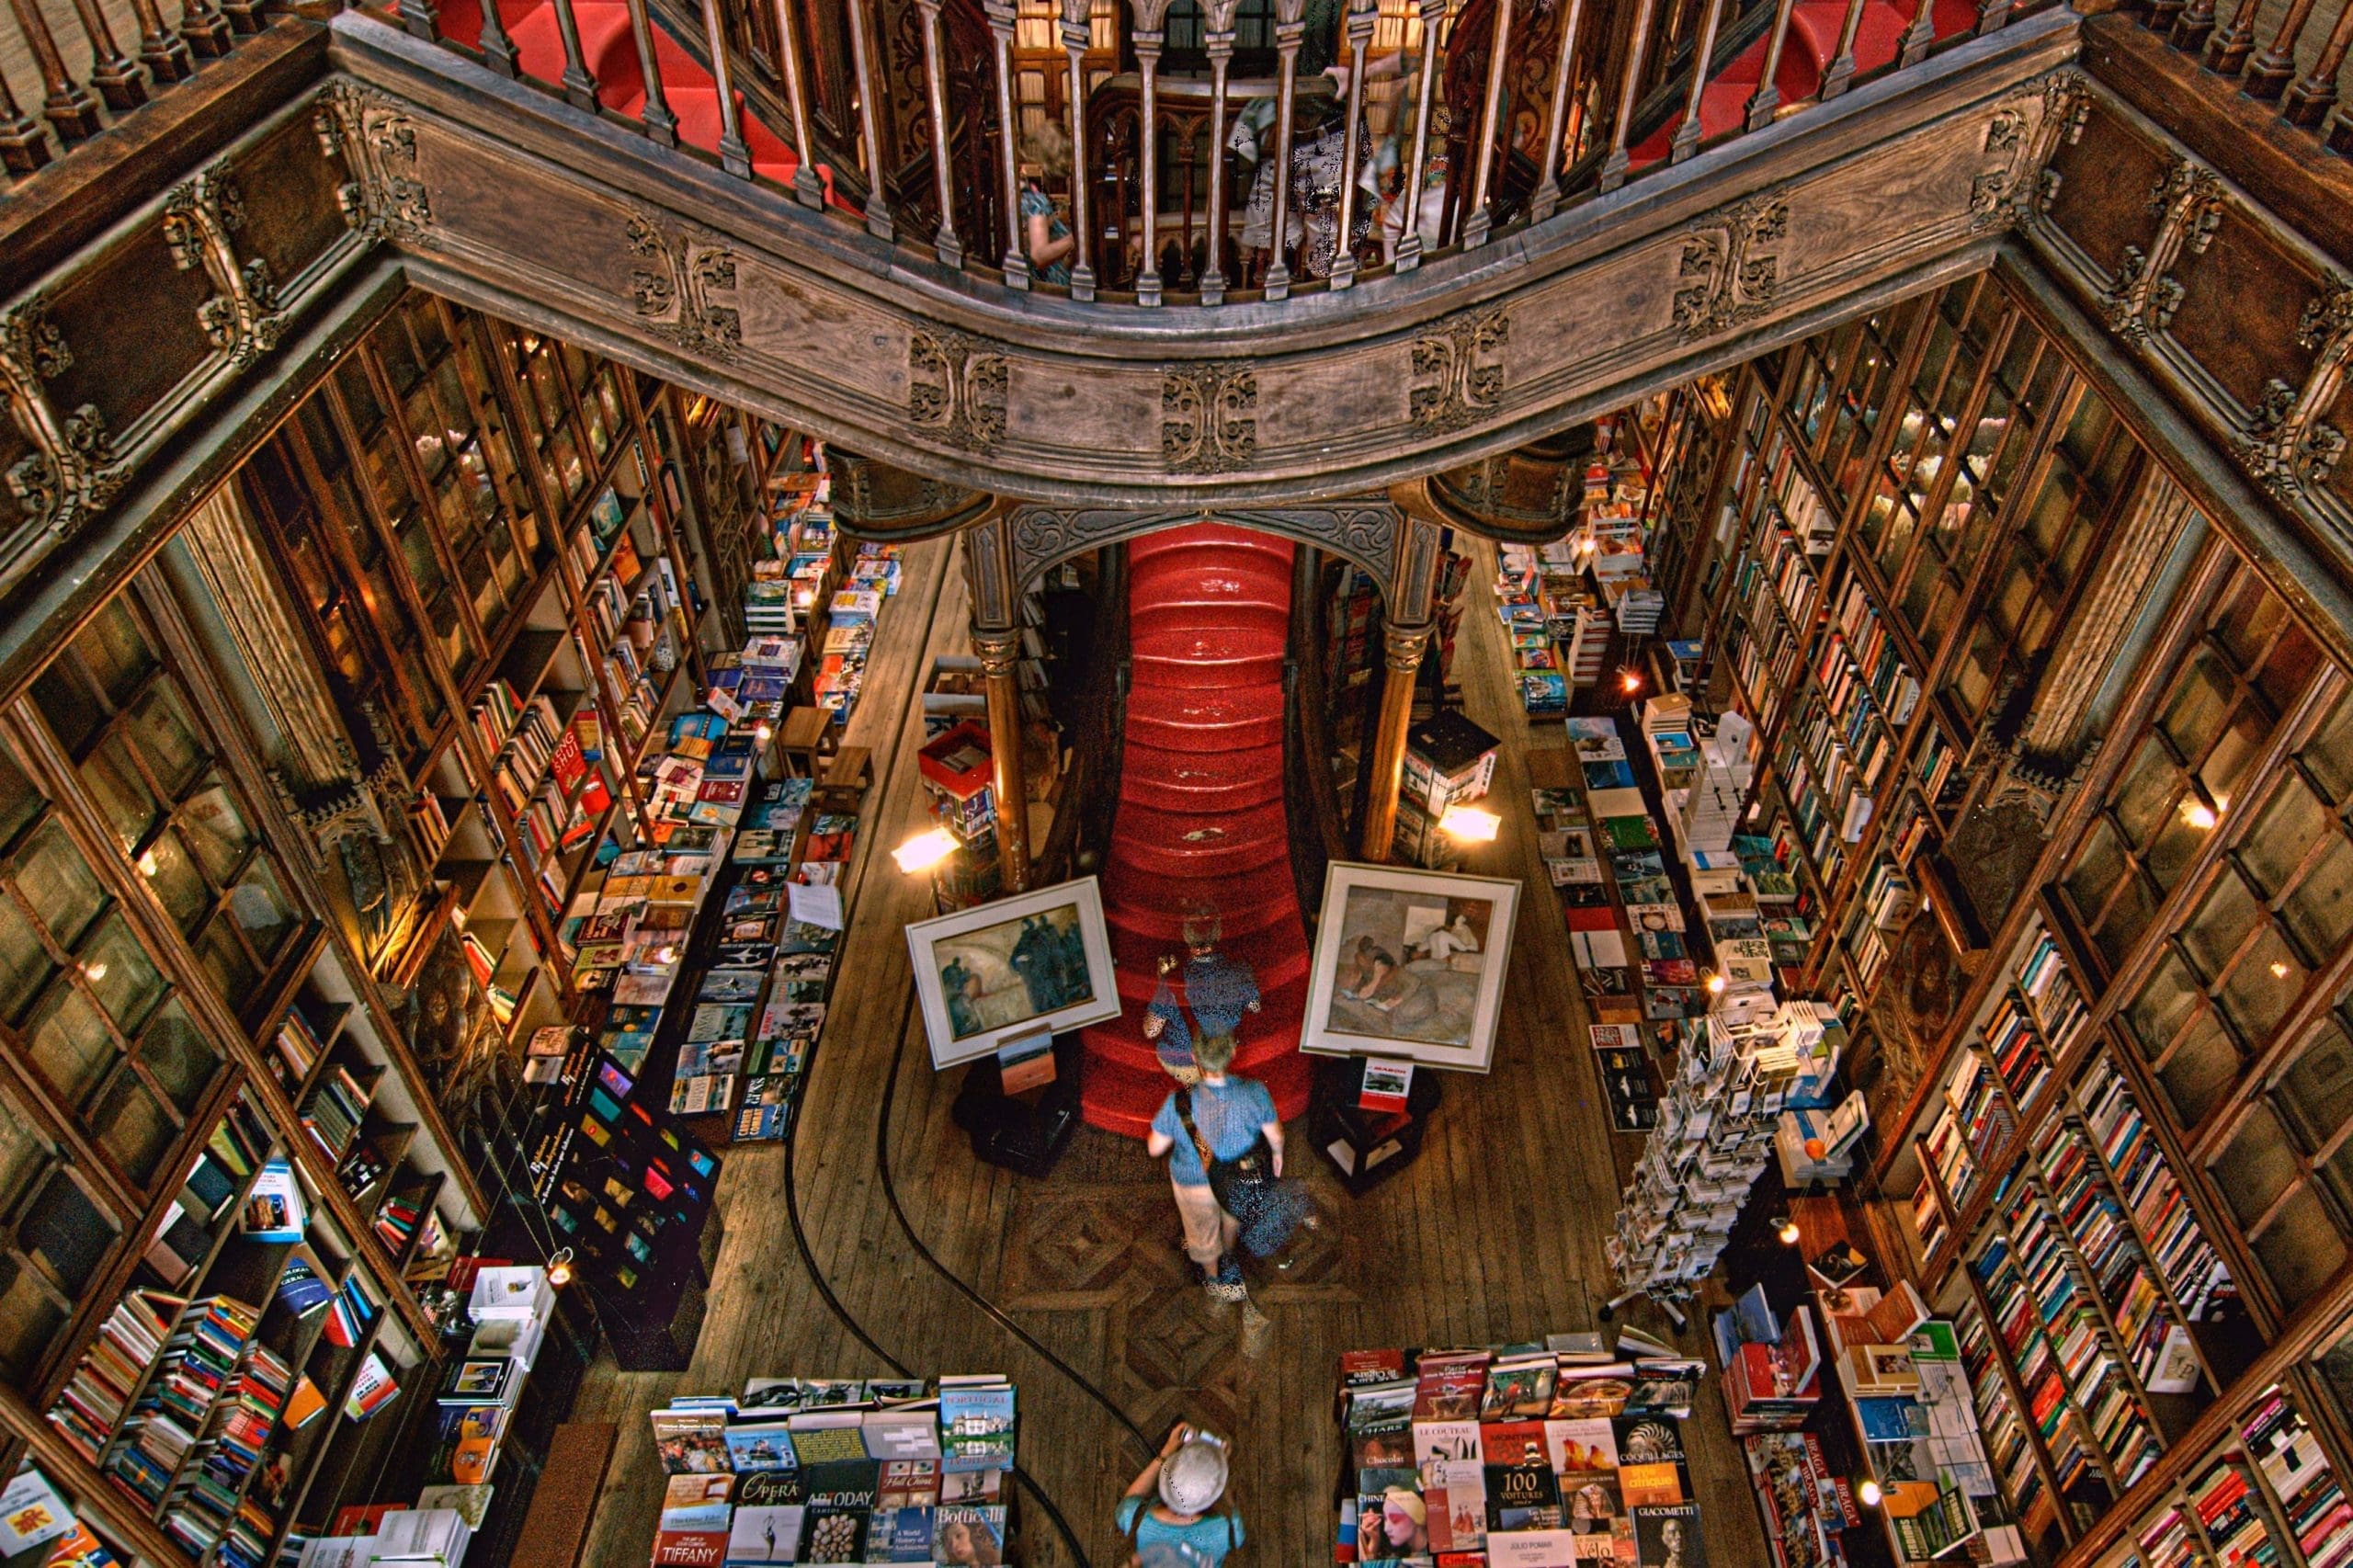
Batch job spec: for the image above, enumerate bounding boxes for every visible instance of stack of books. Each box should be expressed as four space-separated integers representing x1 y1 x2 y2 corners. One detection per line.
47 1288 183 1463
300 1065 372 1163
643 1374 1017 1565
1333 1330 1706 1564
106 1296 261 1508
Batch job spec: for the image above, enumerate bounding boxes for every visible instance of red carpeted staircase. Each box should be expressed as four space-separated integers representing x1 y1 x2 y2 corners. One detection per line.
426 0 837 198
1079 525 1313 1137
1630 0 1980 165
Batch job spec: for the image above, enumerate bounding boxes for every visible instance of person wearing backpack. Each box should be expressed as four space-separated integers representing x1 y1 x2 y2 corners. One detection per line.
1117 1424 1243 1567
1144 1028 1283 1301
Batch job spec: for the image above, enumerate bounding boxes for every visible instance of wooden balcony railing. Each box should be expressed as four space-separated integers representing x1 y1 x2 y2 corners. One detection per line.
0 0 281 179
6 0 2076 301
2123 0 2353 153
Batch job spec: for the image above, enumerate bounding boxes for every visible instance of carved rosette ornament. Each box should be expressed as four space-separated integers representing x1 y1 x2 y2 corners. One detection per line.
2241 278 2353 501
2099 156 2225 345
1162 362 1258 474
622 211 743 363
315 82 434 246
1673 194 1789 341
1409 309 1511 434
908 329 1009 455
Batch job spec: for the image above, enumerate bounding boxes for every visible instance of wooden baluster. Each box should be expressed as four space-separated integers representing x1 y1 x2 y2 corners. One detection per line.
982 1 1021 278
2204 0 2261 74
1897 0 1936 64
1599 0 1658 190
1180 120 1199 285
1330 0 1378 283
2244 0 2321 96
1461 0 1513 245
0 62 51 173
1131 0 1173 303
179 0 231 55
701 0 751 174
2281 0 2353 123
1670 0 1724 162
476 0 519 76
126 0 193 85
547 0 600 108
917 0 964 267
1819 0 1870 97
1529 0 1587 221
1263 0 1306 296
1745 0 1798 129
6 0 105 141
844 0 893 231
1394 0 1449 269
68 0 145 109
1974 0 2010 36
2168 0 2217 51
1057 0 1092 297
622 0 676 141
1200 0 1239 304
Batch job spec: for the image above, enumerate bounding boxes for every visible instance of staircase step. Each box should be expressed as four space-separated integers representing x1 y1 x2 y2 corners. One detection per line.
1124 685 1287 750
1131 643 1288 688
1131 556 1294 611
1116 745 1287 813
1083 979 1306 1076
1109 922 1310 1003
1130 526 1297 569
1075 1048 1311 1136
1101 859 1300 936
1103 799 1293 881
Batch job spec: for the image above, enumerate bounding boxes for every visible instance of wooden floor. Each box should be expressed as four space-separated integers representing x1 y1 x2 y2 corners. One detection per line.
570 534 1771 1568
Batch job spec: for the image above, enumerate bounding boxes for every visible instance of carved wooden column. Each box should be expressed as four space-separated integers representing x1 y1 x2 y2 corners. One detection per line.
702 0 753 176
1360 499 1445 862
621 0 676 142
1361 619 1435 861
986 0 1025 281
1200 0 1239 304
549 0 601 110
1599 0 1658 190
1131 0 1173 303
964 507 1031 893
1672 0 1726 162
1745 0 1800 130
844 0 895 234
972 626 1032 892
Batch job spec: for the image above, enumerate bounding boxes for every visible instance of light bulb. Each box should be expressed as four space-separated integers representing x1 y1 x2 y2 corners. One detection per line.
1858 1479 1883 1508
546 1247 574 1288
2271 960 2290 979
1705 972 1727 994
1439 806 1501 843
81 961 108 983
136 847 158 876
2180 797 2220 831
1775 1216 1801 1246
1620 669 1643 696
892 827 959 873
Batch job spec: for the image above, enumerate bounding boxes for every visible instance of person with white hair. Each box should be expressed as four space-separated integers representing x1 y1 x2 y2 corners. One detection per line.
1117 1423 1244 1566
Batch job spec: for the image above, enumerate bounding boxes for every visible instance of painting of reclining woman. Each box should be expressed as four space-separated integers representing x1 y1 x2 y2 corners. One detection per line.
1302 863 1520 1072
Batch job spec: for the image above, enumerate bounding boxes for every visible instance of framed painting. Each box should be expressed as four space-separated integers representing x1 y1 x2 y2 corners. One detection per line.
905 876 1121 1068
1300 861 1520 1072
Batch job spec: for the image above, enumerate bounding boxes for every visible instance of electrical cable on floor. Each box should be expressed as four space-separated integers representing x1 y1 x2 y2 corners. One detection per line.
781 981 1095 1568
873 991 1159 1465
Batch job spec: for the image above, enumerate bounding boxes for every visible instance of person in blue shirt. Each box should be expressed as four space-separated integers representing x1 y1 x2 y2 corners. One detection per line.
1116 1424 1243 1568
1146 1029 1281 1301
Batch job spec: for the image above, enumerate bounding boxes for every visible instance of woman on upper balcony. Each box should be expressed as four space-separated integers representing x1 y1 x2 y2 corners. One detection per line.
1230 1 1413 281
1019 127 1077 287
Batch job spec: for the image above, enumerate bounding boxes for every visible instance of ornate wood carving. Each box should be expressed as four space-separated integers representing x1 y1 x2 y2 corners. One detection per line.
1161 362 1258 473
1970 72 2087 231
1409 309 1511 434
1004 497 1401 605
2099 156 2225 344
908 327 1008 455
623 210 743 362
315 80 434 246
2241 278 2353 500
163 162 287 369
1673 193 1790 340
0 292 124 560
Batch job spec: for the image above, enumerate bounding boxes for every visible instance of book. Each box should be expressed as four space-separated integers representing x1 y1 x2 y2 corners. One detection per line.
654 1408 733 1474
1633 1502 1707 1567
